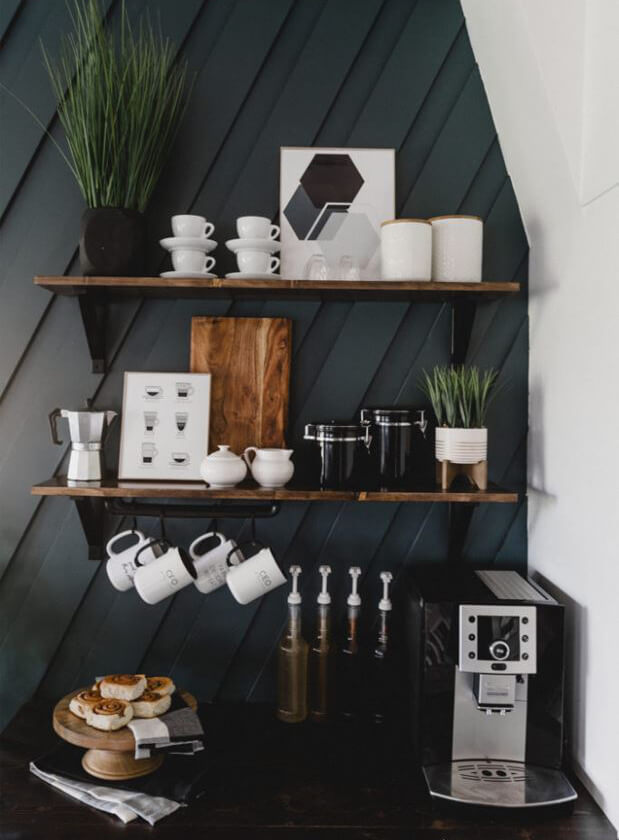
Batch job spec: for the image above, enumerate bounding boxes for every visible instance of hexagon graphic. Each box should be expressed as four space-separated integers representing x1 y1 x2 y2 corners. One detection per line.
283 154 364 240
300 154 364 209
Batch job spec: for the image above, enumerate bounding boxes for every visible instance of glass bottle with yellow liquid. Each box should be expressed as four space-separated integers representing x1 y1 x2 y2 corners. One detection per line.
337 566 363 720
277 565 309 723
309 564 334 722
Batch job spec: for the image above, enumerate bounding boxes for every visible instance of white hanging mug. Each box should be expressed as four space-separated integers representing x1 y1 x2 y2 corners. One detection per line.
105 530 164 592
225 541 287 605
133 539 198 605
190 531 244 595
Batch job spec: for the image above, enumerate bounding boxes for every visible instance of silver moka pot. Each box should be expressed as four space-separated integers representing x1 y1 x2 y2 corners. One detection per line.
49 406 117 481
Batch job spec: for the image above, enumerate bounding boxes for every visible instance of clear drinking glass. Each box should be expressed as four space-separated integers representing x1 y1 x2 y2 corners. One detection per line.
338 255 360 282
305 254 331 281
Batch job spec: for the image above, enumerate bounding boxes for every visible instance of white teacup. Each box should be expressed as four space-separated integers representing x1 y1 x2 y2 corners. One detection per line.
236 250 280 275
226 545 286 605
171 250 216 274
105 530 164 592
237 216 279 240
190 532 243 595
134 543 198 605
172 214 215 239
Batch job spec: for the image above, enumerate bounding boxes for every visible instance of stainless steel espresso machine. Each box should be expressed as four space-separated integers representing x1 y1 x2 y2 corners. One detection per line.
406 567 577 809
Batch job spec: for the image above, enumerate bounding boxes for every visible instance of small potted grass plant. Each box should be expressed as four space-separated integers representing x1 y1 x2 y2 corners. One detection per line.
420 366 499 489
40 0 190 275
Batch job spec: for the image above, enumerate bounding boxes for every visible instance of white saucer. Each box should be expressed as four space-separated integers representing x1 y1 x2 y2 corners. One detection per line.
160 236 217 253
160 271 217 279
225 237 280 254
225 272 281 280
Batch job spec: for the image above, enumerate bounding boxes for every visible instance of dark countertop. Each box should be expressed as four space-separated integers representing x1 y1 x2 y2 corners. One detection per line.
0 700 615 839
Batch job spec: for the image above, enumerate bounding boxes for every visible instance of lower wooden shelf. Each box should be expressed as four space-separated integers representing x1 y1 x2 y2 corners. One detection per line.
31 476 519 504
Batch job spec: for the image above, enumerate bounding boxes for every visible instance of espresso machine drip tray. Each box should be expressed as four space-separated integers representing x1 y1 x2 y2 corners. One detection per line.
424 761 577 808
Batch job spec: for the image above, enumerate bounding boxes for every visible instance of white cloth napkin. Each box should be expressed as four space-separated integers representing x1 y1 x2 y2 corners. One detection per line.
29 762 183 825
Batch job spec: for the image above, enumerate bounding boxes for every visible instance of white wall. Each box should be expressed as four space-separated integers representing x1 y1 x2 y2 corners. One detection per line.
461 0 619 831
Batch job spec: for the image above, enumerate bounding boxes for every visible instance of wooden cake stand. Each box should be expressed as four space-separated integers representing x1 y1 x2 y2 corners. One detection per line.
53 688 197 781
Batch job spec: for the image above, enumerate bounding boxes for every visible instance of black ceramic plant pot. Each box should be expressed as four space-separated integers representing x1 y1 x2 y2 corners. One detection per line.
79 207 146 276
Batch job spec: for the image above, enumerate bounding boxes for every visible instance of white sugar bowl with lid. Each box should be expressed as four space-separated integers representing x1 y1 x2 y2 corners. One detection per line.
380 218 432 281
429 215 483 283
200 445 247 488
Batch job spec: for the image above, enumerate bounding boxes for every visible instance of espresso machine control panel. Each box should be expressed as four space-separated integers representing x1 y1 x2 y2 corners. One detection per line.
458 605 537 675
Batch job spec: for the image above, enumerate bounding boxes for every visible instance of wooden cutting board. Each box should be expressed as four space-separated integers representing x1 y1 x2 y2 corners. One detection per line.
190 317 291 452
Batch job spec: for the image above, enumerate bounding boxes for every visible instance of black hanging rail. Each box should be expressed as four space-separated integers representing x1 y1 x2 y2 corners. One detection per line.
104 499 281 520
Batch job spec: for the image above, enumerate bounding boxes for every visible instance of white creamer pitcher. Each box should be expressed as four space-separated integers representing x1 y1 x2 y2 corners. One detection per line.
243 447 294 489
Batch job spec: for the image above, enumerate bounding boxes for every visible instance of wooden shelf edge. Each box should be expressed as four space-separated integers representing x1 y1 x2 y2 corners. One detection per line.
34 275 521 296
31 478 519 504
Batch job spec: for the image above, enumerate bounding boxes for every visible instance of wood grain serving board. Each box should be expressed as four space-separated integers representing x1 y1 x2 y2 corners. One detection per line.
190 317 291 453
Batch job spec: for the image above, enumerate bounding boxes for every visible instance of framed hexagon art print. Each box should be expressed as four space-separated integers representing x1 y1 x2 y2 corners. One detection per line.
280 147 395 281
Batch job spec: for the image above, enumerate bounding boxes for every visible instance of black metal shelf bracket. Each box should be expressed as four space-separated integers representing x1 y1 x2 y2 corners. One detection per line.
447 501 477 564
74 498 106 561
451 300 477 366
78 290 107 374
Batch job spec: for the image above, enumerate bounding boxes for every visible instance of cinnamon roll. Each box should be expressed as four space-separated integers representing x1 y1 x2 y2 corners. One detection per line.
86 699 133 731
145 676 176 697
131 690 172 718
99 674 146 701
69 689 102 720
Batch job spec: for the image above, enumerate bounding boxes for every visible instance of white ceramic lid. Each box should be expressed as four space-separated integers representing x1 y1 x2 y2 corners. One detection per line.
206 445 242 460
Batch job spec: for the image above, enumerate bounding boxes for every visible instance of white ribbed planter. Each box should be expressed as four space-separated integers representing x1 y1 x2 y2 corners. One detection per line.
435 427 487 464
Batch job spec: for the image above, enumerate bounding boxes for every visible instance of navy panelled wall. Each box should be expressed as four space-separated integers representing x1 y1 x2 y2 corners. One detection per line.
0 0 528 730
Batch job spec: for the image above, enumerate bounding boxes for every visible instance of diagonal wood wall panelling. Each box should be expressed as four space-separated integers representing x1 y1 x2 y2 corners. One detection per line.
0 0 528 729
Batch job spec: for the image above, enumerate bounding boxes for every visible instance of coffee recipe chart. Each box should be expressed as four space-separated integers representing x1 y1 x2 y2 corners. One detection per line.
118 372 211 480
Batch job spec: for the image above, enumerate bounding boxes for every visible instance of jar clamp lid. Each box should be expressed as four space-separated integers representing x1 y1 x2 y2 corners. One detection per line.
304 421 371 446
360 407 427 431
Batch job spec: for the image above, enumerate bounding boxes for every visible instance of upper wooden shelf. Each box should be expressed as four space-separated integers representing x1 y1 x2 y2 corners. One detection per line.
32 476 519 504
34 275 520 302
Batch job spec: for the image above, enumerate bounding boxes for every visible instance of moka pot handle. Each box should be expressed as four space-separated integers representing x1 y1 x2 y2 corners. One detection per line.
49 408 63 446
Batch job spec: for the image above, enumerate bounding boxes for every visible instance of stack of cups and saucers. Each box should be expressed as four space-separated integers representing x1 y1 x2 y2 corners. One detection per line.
225 216 280 279
159 214 218 278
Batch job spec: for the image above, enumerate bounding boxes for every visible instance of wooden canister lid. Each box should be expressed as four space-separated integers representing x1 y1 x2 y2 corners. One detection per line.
427 214 483 222
380 218 431 227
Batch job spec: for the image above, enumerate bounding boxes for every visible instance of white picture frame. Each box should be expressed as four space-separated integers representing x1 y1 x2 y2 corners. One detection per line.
279 147 395 281
118 372 211 480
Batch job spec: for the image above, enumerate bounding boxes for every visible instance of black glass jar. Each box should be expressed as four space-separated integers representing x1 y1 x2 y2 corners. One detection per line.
360 407 427 488
304 421 371 489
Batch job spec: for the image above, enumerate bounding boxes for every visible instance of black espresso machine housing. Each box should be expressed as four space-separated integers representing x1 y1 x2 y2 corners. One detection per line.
405 567 577 809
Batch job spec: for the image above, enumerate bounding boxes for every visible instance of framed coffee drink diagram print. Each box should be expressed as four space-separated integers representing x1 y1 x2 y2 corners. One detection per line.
280 147 395 281
118 372 211 480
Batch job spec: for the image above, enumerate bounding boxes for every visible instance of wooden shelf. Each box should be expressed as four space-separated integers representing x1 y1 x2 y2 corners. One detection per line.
32 476 519 504
34 275 520 302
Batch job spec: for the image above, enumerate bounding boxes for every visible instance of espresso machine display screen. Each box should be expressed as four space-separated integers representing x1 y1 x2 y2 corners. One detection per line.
477 615 520 661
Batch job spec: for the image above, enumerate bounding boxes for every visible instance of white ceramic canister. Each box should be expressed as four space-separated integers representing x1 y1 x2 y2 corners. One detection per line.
243 447 294 488
380 219 432 281
435 427 487 464
199 445 248 488
429 215 483 283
